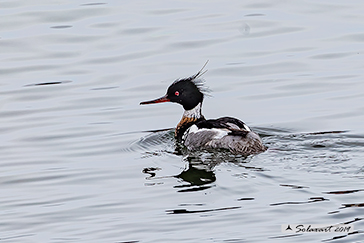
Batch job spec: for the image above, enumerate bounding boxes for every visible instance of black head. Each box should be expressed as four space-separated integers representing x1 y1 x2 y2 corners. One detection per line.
140 71 208 110
166 78 204 110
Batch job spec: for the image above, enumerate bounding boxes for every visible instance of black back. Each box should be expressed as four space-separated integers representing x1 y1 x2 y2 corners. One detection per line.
195 117 249 137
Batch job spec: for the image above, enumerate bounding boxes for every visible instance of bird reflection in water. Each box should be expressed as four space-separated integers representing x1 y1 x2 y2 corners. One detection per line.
143 141 251 192
139 129 253 192
142 153 217 192
174 155 217 192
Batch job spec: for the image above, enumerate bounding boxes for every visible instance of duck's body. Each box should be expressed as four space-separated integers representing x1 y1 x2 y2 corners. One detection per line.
180 116 265 155
140 70 266 156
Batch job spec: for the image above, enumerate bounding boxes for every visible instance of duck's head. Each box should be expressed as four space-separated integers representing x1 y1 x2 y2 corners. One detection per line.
140 72 207 110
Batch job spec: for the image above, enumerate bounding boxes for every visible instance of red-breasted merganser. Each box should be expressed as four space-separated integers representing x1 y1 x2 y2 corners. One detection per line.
140 70 266 156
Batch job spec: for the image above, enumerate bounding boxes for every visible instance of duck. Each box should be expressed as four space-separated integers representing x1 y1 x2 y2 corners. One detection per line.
140 69 266 156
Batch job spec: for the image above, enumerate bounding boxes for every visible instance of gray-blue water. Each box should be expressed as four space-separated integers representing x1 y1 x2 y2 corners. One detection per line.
1 1 364 242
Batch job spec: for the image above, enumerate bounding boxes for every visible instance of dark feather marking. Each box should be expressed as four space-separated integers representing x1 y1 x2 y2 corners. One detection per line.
195 117 249 138
228 130 249 137
196 117 248 130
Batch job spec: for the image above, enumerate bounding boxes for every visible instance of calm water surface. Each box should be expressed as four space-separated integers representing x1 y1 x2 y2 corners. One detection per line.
1 0 364 242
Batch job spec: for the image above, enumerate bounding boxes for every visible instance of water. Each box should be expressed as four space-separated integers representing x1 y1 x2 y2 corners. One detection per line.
1 1 364 242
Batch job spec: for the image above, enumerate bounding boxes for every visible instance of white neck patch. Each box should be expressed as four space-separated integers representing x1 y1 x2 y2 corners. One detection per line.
183 102 203 119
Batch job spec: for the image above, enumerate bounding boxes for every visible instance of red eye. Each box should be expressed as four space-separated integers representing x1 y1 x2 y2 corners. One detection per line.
175 91 179 96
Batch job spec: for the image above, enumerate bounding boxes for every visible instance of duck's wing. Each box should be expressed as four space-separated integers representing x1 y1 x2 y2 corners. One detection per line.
195 117 251 136
183 117 265 155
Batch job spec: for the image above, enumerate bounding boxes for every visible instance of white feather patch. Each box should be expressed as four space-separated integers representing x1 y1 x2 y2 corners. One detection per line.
211 128 229 139
186 125 229 140
226 122 240 130
188 124 199 133
243 124 251 131
183 103 202 119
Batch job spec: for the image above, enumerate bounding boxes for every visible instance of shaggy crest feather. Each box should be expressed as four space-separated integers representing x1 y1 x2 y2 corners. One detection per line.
172 61 211 97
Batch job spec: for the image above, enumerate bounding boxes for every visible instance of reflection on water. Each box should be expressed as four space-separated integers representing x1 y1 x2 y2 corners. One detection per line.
175 157 217 192
166 206 241 215
135 126 364 241
139 129 260 192
270 196 328 206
